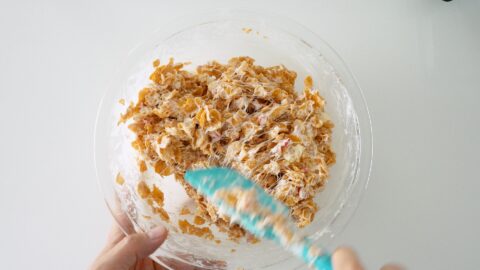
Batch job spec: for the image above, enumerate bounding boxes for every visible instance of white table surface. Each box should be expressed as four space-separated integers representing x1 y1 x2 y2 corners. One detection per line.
1 0 479 269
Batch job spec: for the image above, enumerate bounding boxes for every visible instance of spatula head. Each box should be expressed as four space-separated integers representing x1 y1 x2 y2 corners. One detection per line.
184 167 289 239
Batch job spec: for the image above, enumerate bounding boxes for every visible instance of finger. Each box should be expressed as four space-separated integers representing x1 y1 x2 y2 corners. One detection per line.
106 223 126 248
381 264 405 270
114 226 168 265
110 196 135 234
153 261 167 270
134 259 146 270
99 218 131 256
95 223 125 258
332 247 365 270
140 259 156 270
96 226 168 270
97 201 133 257
152 256 195 270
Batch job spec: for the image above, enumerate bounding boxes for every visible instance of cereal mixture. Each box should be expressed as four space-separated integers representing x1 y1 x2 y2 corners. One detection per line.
120 56 335 240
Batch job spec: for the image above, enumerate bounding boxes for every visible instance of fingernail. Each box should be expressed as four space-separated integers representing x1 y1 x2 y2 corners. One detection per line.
147 226 167 241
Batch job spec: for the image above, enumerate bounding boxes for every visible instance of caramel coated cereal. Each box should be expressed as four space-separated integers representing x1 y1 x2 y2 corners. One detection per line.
193 215 206 225
122 57 335 241
178 219 214 240
116 173 125 185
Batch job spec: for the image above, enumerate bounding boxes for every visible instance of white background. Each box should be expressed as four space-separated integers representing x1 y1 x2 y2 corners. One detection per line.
0 0 479 269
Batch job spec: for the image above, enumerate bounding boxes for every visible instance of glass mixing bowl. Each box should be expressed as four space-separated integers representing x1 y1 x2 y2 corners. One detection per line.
95 9 372 270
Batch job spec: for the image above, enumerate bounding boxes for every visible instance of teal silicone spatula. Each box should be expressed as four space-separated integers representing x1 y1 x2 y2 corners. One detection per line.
184 167 332 270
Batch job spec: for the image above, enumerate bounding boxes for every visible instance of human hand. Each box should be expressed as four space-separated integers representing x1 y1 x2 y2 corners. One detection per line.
332 247 404 270
92 205 396 270
90 220 168 270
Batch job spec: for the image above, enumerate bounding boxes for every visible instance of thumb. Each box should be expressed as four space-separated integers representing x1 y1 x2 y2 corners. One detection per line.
95 226 168 270
332 247 365 270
